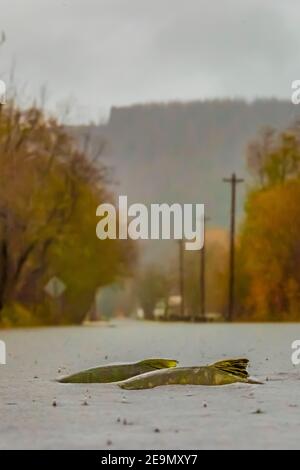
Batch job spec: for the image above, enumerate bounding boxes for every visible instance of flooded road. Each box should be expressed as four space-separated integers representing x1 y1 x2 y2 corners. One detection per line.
0 320 300 449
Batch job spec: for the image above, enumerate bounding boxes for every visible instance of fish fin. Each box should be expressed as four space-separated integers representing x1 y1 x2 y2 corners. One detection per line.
138 358 178 370
209 358 250 379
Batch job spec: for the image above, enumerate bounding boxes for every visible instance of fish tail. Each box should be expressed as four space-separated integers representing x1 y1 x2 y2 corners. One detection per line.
209 358 250 380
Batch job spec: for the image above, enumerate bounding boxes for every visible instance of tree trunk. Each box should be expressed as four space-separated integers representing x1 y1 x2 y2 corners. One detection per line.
0 239 8 320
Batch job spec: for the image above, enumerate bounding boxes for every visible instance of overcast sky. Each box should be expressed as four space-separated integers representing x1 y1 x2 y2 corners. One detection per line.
1 0 299 123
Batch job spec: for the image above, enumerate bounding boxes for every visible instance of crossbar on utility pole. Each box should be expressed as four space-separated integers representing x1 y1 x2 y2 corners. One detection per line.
223 173 244 322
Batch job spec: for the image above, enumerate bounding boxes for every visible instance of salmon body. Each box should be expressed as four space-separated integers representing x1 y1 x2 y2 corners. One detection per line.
119 358 262 390
58 358 178 384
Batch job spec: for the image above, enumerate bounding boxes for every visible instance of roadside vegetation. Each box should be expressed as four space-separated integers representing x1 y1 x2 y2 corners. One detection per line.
0 102 136 326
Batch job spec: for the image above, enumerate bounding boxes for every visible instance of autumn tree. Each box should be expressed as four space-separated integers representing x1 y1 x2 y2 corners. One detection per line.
238 125 300 320
184 229 229 317
0 102 137 325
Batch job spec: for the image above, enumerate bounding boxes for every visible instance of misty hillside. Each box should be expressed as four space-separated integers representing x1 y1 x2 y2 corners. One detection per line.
69 99 300 262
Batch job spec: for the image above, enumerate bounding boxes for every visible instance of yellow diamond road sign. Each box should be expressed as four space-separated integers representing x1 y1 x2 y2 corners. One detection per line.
44 276 66 298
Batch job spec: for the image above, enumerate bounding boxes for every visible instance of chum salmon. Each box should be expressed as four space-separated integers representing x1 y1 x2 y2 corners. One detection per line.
118 358 263 389
58 358 178 383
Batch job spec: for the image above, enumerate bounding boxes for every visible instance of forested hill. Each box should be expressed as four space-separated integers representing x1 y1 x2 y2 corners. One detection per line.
70 99 300 228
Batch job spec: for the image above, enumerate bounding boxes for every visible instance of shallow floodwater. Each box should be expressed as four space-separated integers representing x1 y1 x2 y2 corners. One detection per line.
0 320 300 449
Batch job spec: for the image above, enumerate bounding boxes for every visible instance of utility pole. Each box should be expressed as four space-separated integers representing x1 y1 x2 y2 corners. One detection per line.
223 173 244 321
200 216 209 319
179 239 185 317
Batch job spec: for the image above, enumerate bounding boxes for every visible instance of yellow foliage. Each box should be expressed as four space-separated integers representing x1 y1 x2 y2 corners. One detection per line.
0 104 137 326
